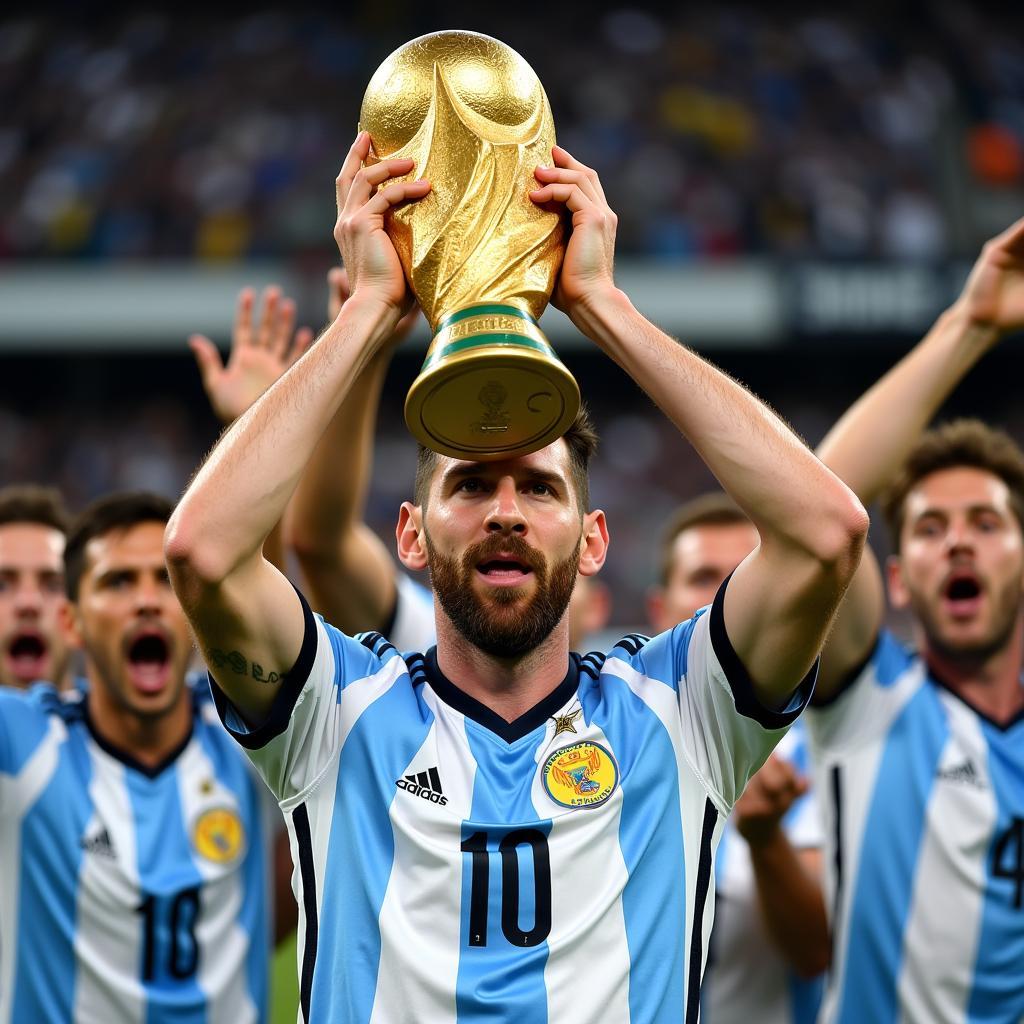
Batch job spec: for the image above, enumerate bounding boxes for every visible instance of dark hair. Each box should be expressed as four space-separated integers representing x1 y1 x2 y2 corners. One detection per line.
64 491 175 600
0 484 70 533
413 404 600 512
881 419 1024 552
657 492 749 585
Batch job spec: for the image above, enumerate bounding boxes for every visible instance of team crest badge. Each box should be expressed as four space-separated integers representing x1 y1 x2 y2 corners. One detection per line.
542 741 618 809
193 807 245 864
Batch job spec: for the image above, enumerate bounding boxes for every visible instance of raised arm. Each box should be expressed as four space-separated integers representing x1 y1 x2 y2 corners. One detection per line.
284 269 418 633
813 215 1024 698
166 133 430 724
531 148 868 707
190 285 313 573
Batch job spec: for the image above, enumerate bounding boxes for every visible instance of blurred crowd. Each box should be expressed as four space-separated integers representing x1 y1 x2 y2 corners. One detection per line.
2 2 1023 265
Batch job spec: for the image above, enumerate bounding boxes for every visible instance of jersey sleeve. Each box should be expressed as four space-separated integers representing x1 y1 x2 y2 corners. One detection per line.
629 577 815 812
804 629 919 757
208 588 400 806
388 573 436 653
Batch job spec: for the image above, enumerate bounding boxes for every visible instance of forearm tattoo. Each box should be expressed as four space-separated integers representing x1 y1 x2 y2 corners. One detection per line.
209 648 282 685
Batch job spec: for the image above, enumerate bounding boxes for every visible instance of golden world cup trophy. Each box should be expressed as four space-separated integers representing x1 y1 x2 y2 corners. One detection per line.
359 30 580 460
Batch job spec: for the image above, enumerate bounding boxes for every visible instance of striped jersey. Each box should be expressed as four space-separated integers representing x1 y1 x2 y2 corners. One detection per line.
212 581 813 1024
702 720 824 1024
806 629 1024 1024
0 681 271 1024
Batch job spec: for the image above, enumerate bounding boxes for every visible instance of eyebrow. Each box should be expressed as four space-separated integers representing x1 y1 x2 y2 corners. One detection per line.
441 463 569 490
914 503 1006 520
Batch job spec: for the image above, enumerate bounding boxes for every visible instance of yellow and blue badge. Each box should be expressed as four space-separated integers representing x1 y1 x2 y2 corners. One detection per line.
543 741 618 809
192 807 246 864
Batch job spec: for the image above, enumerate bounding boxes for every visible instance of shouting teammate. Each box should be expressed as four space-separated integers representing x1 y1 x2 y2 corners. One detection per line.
810 215 1024 1022
0 493 273 1022
0 484 74 691
166 135 866 1022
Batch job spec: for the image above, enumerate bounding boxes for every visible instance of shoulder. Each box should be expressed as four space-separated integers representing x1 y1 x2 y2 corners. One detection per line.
0 683 82 774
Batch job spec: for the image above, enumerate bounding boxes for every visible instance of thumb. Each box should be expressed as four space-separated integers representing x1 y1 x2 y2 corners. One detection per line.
327 266 350 321
189 335 224 391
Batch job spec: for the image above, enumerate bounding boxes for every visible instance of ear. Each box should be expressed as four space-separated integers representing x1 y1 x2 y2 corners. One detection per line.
60 600 84 649
578 509 609 577
396 502 428 572
886 554 910 609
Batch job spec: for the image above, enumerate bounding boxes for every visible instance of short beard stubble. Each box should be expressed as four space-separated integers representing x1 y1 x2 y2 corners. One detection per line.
427 530 581 659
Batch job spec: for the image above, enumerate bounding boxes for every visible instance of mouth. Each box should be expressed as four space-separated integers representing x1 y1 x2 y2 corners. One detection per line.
475 557 534 586
942 570 984 619
6 631 50 683
125 630 172 695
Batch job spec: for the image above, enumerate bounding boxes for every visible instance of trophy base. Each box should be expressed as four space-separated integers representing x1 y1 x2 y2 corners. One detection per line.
405 304 581 461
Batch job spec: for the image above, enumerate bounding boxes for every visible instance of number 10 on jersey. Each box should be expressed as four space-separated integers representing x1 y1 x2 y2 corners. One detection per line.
461 828 552 948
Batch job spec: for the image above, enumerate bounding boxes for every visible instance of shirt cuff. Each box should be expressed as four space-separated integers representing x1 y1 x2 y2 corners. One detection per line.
708 574 817 729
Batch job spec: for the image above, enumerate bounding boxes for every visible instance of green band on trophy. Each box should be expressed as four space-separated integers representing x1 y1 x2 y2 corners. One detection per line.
421 333 556 373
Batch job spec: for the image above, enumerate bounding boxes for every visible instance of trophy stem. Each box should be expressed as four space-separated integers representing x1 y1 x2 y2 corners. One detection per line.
405 302 580 461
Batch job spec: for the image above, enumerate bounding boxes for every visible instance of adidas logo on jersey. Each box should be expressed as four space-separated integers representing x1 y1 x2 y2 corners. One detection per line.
936 759 986 788
396 767 448 806
79 826 116 859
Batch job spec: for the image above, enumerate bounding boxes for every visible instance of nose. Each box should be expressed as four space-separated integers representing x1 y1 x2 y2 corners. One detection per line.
485 477 527 535
134 574 165 616
945 517 975 555
14 581 43 616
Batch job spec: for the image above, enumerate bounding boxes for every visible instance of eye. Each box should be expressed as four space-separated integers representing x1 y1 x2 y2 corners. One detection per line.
455 478 484 494
975 514 1001 533
104 571 133 590
41 574 64 595
914 518 943 538
528 482 553 496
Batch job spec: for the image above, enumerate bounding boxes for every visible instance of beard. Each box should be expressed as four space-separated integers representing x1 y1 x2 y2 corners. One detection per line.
911 573 1023 665
426 530 581 659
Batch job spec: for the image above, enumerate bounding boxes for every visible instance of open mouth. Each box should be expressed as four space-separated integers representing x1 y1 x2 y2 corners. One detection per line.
943 570 983 617
125 631 172 694
6 632 49 682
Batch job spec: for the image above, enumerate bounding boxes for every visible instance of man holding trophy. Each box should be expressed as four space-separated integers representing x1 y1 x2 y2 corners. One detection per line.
166 31 866 1023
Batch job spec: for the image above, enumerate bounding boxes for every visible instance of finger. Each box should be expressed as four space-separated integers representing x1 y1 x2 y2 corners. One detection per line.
344 158 417 214
336 131 372 216
358 178 431 218
288 326 315 366
274 298 296 358
256 286 281 348
533 165 602 205
991 214 1024 255
327 267 349 321
234 287 254 349
529 182 595 214
551 144 607 203
189 335 224 391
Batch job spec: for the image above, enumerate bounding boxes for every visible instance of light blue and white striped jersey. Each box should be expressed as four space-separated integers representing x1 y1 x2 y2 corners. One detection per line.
702 720 824 1024
0 680 271 1024
806 629 1024 1024
213 582 813 1024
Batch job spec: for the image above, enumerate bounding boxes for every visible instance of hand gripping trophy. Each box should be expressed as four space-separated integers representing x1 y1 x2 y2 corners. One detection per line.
359 30 581 460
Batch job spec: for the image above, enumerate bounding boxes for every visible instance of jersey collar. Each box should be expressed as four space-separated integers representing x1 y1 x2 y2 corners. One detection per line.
422 647 581 744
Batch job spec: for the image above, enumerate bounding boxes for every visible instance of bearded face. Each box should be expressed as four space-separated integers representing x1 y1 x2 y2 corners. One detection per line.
426 529 581 658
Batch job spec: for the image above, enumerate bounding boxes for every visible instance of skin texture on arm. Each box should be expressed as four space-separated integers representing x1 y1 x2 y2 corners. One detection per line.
166 134 431 724
190 286 313 574
285 269 419 633
732 754 830 978
814 215 1024 698
531 148 868 706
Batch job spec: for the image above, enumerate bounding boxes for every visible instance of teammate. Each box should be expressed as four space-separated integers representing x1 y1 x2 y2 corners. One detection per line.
0 493 273 1023
650 495 828 1024
809 215 1024 1022
165 134 866 1022
0 484 74 691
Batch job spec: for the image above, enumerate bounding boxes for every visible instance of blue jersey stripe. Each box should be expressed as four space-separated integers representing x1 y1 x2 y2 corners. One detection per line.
456 724 551 1024
837 685 948 1024
312 679 434 1023
593 677 687 1024
194 723 269 1020
12 726 93 1023
128 767 206 1024
967 721 1024 1023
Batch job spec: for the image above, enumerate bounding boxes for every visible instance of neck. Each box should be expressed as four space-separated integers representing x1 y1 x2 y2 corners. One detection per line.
920 619 1024 725
86 673 193 770
434 612 571 723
